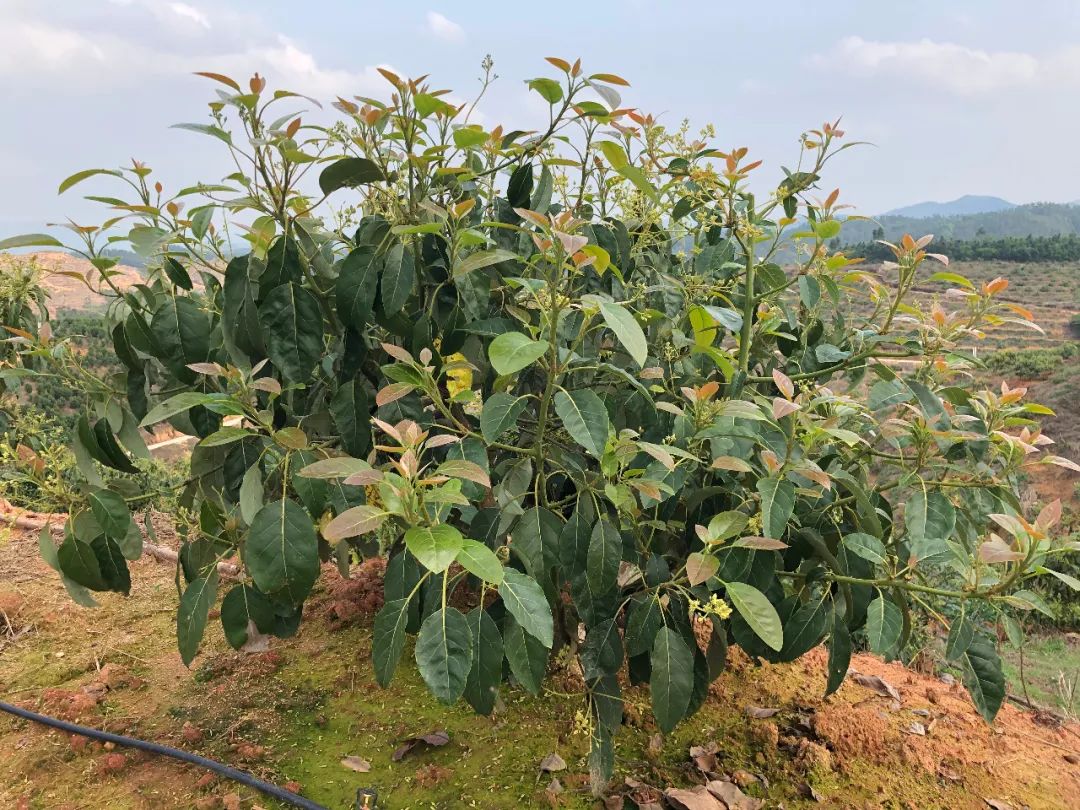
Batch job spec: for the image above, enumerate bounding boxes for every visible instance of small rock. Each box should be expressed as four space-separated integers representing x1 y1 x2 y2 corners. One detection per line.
939 673 957 686
236 743 266 761
193 798 221 810
195 773 217 789
222 795 241 810
69 734 89 754
910 708 931 718
182 722 203 744
745 705 781 719
1065 753 1080 765
97 753 127 775
905 722 927 736
283 782 302 795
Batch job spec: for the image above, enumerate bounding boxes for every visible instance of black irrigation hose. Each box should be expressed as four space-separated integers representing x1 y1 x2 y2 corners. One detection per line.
0 700 330 810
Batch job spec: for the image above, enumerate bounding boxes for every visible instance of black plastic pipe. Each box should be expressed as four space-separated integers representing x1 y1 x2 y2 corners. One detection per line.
0 700 330 810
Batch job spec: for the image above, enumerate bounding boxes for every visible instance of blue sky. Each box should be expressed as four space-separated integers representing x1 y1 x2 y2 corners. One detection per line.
4 0 1080 239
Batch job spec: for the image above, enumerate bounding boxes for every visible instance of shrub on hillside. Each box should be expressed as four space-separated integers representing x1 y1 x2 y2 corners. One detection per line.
3 59 1078 791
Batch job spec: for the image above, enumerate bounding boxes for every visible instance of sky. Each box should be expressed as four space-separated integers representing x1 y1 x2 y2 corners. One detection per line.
4 0 1080 240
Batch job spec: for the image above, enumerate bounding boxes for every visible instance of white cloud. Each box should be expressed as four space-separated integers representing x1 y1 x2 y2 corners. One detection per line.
811 36 1080 96
426 11 465 43
168 2 211 29
0 5 393 101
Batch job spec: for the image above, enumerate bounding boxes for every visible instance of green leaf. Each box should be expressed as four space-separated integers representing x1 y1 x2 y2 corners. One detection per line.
177 571 219 666
554 389 609 457
498 568 553 648
0 233 64 250
245 499 320 604
825 607 851 696
587 519 621 595
220 584 275 650
58 168 121 194
336 246 380 332
527 77 563 103
455 249 516 278
650 627 694 733
172 123 232 144
959 636 1005 722
480 393 527 442
463 608 503 716
842 532 888 566
380 243 416 315
57 536 108 592
725 582 783 651
625 595 663 657
372 598 411 687
88 489 131 541
92 534 130 594
151 297 210 376
331 377 372 459
780 598 828 661
415 607 473 705
405 524 464 573
455 540 504 585
865 594 903 657
452 125 487 147
198 426 252 448
907 488 959 557
1042 567 1080 592
580 619 624 681
598 301 647 367
945 611 975 663
163 256 193 290
259 282 324 385
756 477 795 539
502 612 548 694
40 526 97 607
239 464 263 526
488 332 547 375
319 157 385 195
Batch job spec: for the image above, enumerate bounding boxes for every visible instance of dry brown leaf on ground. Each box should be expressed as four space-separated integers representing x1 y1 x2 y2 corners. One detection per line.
391 729 449 761
663 785 725 810
340 755 371 772
852 672 902 701
539 752 566 772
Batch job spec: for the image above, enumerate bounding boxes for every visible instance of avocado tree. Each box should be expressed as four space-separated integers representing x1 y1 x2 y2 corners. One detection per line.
3 58 1078 790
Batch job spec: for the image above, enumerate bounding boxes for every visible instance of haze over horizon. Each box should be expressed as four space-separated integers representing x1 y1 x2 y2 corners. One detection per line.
4 0 1080 240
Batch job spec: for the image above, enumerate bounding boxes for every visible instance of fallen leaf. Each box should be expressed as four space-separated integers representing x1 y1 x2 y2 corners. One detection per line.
539 752 566 772
852 673 902 702
340 755 371 773
391 729 450 761
663 786 725 810
744 706 780 719
707 779 763 809
689 742 718 774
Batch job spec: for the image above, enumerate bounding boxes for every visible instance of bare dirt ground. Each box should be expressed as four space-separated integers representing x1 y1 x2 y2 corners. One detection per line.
2 515 1080 809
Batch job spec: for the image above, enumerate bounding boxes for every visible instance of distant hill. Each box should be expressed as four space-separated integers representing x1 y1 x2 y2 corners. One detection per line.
883 195 1016 218
839 202 1080 244
0 252 142 313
